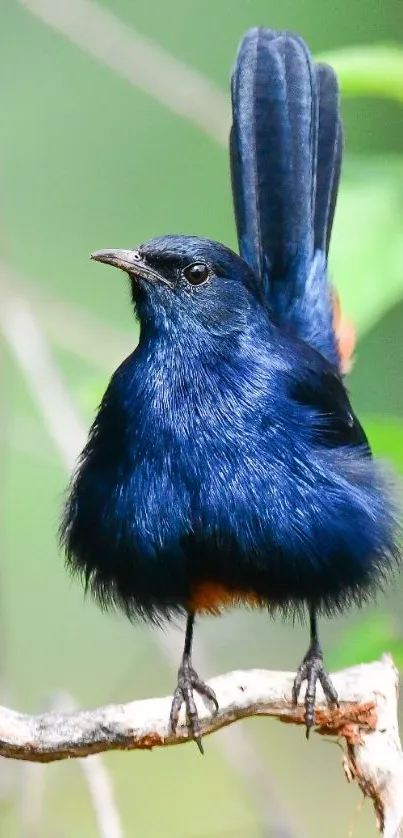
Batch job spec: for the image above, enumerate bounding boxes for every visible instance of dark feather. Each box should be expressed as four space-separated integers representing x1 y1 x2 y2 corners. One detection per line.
230 28 340 367
314 63 343 255
230 28 317 288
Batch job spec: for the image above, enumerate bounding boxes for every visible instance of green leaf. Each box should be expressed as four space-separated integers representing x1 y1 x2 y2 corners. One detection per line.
328 611 403 670
331 158 403 336
313 45 403 335
317 45 403 104
361 415 403 472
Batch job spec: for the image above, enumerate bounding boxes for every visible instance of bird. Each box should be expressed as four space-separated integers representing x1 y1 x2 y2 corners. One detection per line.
60 27 400 752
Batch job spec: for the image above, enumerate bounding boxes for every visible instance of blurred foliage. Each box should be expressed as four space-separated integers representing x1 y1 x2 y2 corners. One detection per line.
328 611 403 670
0 1 403 838
364 416 403 472
332 158 403 336
320 45 403 103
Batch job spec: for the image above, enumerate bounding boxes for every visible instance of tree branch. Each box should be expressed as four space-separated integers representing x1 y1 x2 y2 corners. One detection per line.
51 692 125 838
0 656 401 835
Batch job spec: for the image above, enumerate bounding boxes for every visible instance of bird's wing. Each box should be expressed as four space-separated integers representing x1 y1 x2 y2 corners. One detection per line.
287 345 368 450
230 28 345 369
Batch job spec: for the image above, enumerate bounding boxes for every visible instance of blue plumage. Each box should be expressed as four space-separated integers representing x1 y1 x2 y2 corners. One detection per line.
230 28 340 365
314 63 343 256
62 235 397 622
61 29 401 742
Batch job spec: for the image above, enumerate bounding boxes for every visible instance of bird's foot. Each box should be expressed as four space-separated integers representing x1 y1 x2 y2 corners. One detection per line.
169 653 219 754
292 640 338 738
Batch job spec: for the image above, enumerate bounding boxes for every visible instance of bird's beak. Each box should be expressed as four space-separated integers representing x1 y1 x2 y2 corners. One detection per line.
90 248 170 286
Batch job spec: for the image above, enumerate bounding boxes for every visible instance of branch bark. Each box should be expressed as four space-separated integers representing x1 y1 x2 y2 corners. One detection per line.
0 656 401 835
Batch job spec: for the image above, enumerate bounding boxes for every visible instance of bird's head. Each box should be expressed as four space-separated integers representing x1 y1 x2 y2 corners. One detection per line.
91 235 263 339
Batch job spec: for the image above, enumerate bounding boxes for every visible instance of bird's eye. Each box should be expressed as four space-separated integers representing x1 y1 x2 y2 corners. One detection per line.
183 262 210 285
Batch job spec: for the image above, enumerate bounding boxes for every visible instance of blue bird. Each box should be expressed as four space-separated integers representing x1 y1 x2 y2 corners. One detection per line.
61 28 400 750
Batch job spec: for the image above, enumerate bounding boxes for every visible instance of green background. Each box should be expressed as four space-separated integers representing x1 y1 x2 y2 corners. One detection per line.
0 1 403 836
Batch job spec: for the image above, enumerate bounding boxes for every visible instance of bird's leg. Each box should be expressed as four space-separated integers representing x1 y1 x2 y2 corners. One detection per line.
292 606 338 737
169 613 218 754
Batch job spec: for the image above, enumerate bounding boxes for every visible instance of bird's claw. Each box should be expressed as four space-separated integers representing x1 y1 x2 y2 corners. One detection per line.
292 642 338 737
169 654 218 753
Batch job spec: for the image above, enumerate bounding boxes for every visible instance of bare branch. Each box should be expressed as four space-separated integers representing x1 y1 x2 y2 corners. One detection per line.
0 657 401 836
19 0 229 146
0 294 86 468
0 260 133 371
53 692 124 838
78 753 125 838
17 761 46 838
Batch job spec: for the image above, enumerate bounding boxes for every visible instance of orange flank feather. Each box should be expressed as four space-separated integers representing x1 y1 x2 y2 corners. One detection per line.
332 288 356 374
188 582 264 614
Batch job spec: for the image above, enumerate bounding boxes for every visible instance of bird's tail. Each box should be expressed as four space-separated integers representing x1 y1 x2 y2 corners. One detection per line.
230 28 353 370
